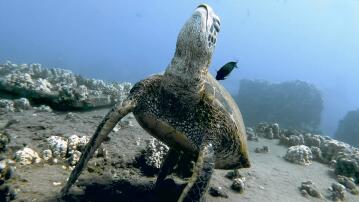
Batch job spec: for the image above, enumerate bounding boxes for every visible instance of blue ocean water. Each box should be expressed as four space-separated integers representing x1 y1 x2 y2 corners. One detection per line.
0 0 358 135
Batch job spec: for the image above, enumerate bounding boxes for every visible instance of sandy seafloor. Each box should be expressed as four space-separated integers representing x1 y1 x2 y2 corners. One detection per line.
1 108 358 202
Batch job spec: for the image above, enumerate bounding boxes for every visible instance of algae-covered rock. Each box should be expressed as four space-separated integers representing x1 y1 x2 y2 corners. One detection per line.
299 181 322 198
0 99 14 112
13 98 31 111
329 182 346 201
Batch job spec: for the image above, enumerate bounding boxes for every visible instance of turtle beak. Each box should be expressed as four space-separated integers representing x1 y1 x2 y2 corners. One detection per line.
197 4 221 33
197 4 209 10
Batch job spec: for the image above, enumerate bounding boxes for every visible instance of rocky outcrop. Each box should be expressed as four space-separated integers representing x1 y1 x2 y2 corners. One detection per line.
0 61 132 110
236 79 323 131
335 109 359 148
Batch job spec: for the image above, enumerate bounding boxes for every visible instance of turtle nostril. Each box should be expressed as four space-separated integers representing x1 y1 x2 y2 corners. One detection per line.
214 22 220 32
213 17 221 32
214 16 221 25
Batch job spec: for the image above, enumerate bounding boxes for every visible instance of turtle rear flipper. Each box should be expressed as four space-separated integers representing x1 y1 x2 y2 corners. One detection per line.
178 143 214 202
60 99 136 197
155 148 181 189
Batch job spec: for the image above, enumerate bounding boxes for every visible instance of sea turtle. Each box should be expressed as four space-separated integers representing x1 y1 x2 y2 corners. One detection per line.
61 4 250 201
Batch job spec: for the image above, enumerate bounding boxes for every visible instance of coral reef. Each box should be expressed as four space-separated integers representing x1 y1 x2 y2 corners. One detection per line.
44 135 99 166
255 122 282 140
14 147 42 165
336 175 358 194
135 138 169 176
0 99 15 112
13 98 31 111
0 98 33 113
0 61 131 110
284 145 313 165
299 181 322 198
253 122 359 183
246 127 258 141
254 146 269 153
208 186 228 198
34 105 52 112
225 169 247 194
67 135 89 155
47 136 68 159
231 178 245 193
335 153 359 184
310 146 323 162
329 182 346 201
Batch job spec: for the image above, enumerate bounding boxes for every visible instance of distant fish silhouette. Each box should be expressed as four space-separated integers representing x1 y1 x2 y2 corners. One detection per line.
215 61 238 80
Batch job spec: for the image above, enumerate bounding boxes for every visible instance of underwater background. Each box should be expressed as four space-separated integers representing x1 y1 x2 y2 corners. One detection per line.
0 0 358 136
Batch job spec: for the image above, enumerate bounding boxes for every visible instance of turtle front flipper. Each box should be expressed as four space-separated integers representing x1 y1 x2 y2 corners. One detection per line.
60 99 136 197
178 143 214 202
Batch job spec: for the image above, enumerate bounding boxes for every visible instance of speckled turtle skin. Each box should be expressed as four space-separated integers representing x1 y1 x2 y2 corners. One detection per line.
61 4 250 202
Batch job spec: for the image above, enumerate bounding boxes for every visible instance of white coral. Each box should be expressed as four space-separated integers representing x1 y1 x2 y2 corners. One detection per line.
6 72 34 89
75 85 89 101
42 149 53 161
285 145 313 165
320 139 351 163
34 78 53 94
44 134 91 166
15 147 42 165
68 150 82 166
35 105 52 112
67 135 89 154
144 138 169 169
47 136 68 158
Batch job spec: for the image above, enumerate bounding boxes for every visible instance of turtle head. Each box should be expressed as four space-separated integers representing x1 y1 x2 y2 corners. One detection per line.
175 4 221 59
165 4 220 80
163 5 220 101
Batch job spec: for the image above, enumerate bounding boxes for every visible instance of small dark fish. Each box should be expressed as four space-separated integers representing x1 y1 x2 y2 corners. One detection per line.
215 61 238 80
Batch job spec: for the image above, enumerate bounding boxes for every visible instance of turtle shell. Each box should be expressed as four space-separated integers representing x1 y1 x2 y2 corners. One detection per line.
203 73 246 136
